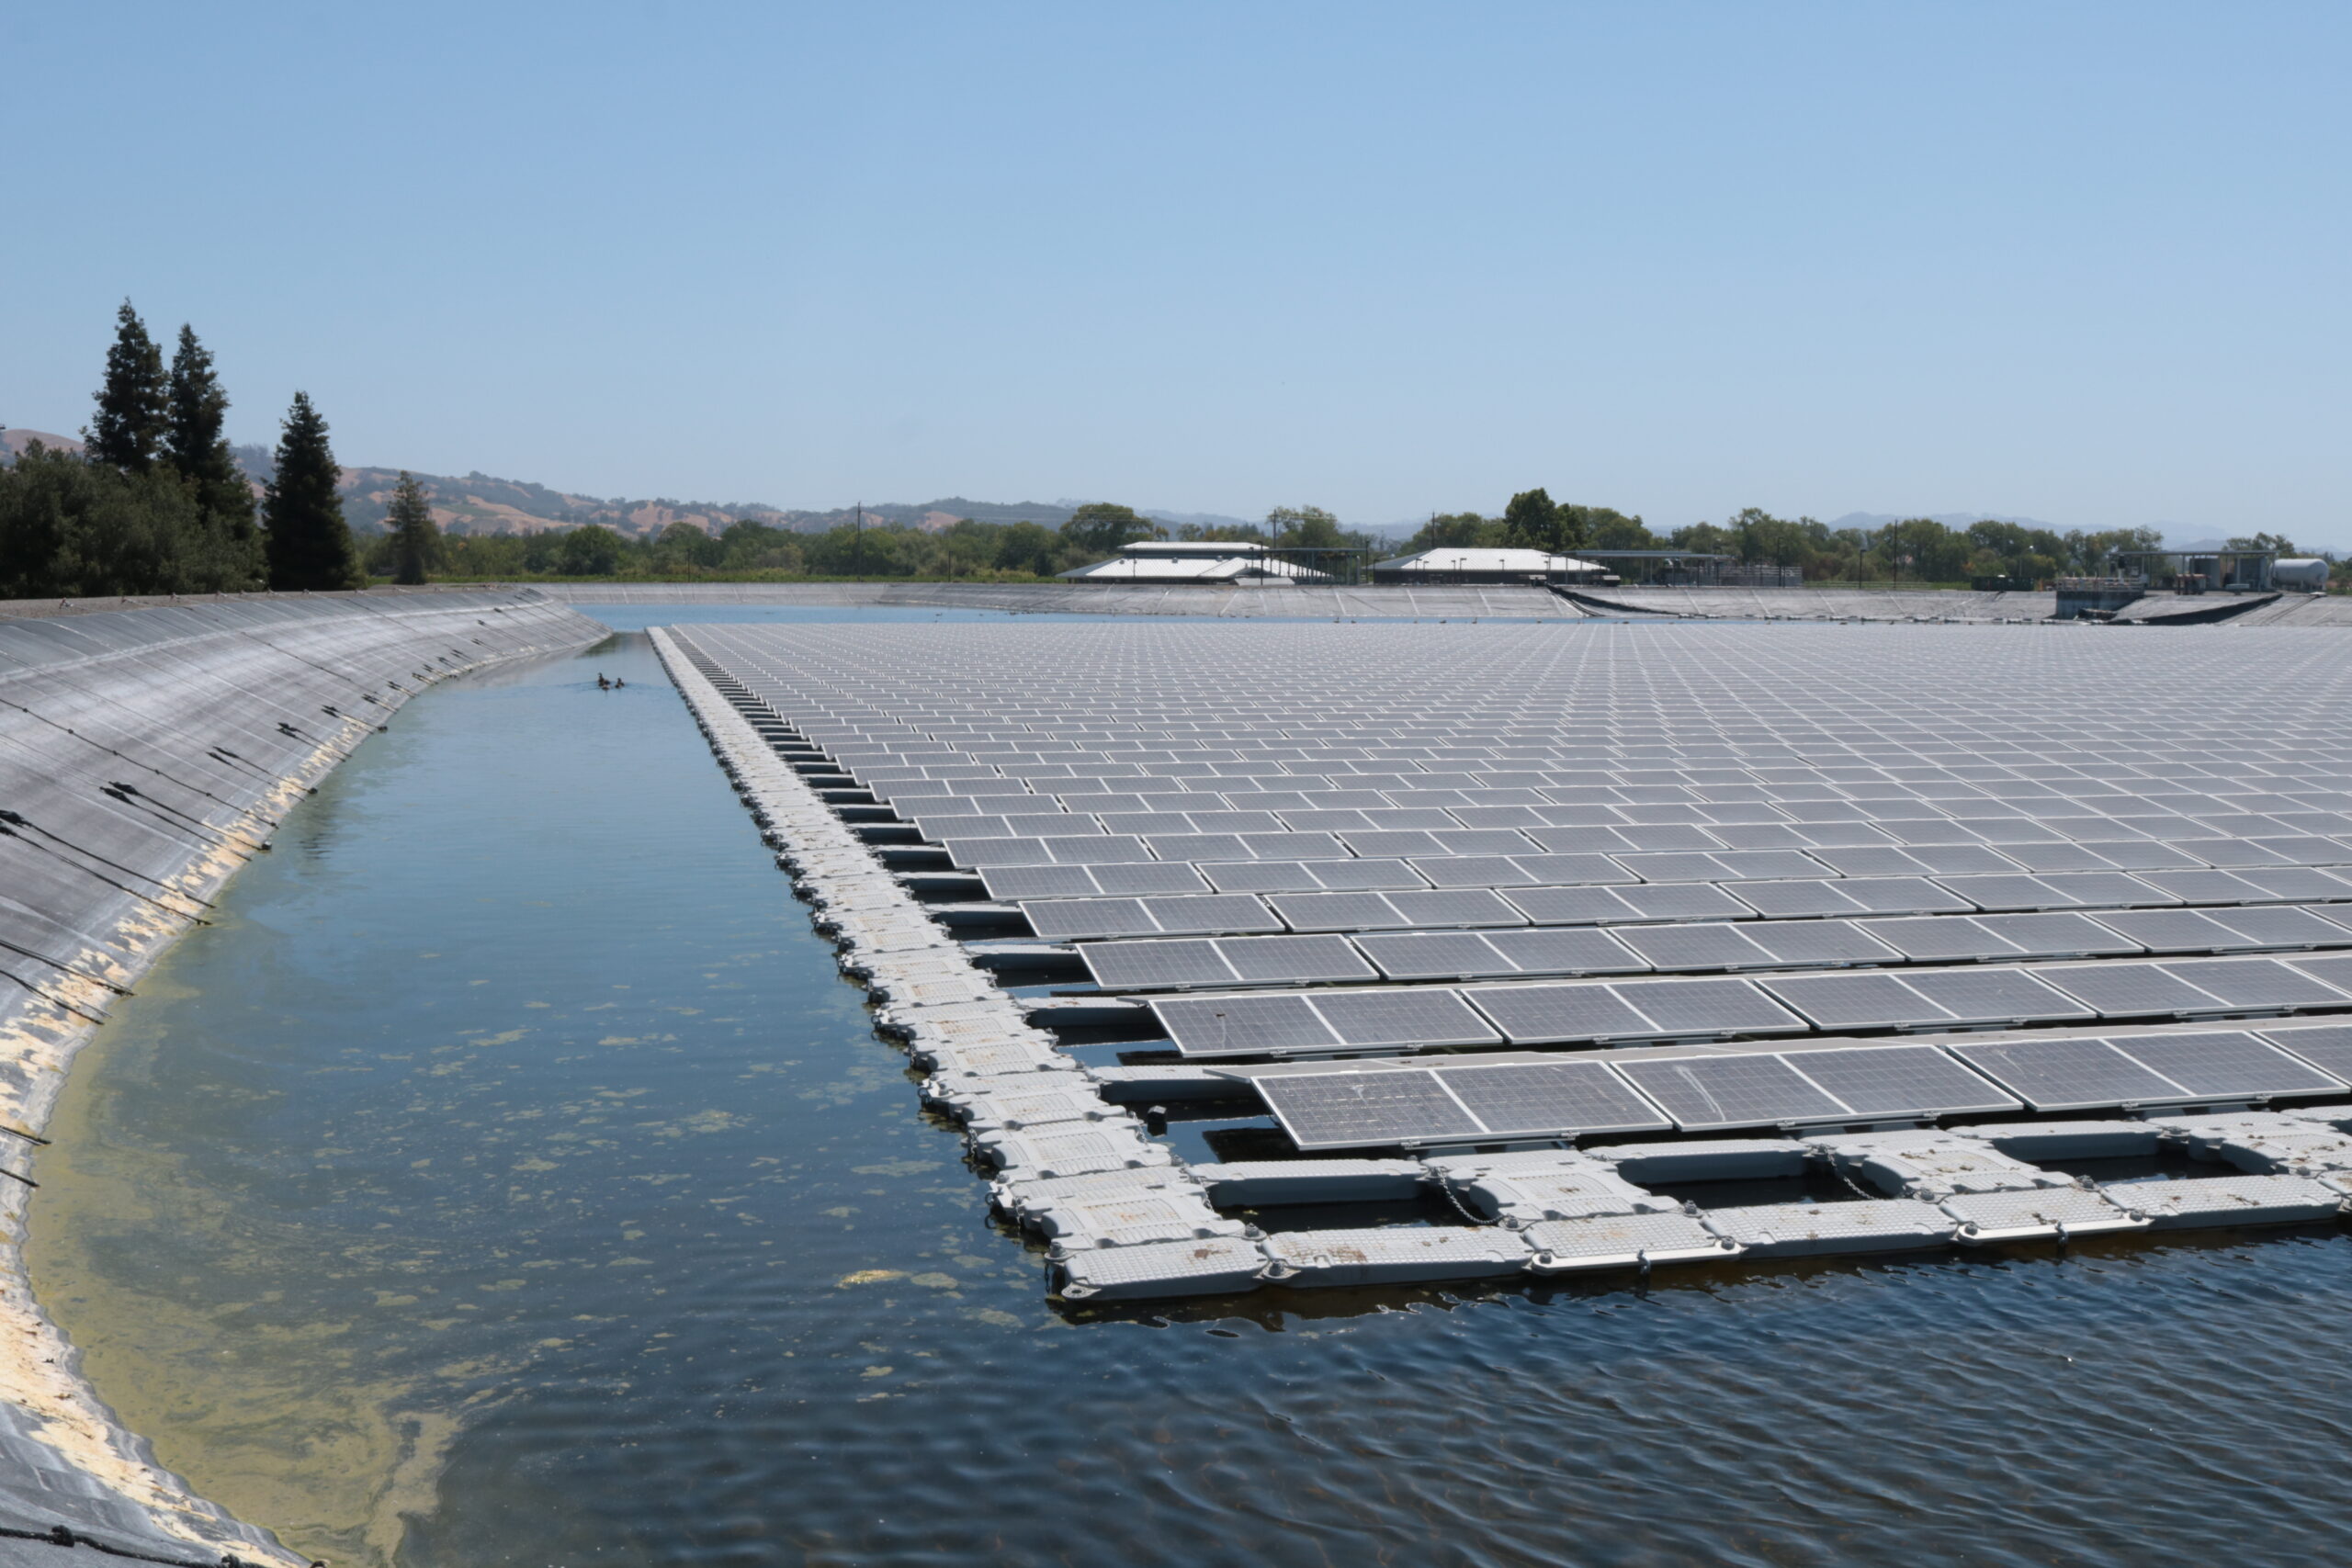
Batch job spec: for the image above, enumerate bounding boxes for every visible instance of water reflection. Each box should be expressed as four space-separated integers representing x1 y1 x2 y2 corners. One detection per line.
29 619 2352 1568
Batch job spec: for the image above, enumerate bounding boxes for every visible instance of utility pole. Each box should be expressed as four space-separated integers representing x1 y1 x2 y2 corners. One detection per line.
854 501 864 581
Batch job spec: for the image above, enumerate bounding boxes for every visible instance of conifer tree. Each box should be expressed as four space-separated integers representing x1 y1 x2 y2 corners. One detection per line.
262 391 364 590
386 471 442 585
166 324 266 587
87 299 168 471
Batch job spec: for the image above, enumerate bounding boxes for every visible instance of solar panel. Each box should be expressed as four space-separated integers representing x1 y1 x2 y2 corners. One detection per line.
1781 1045 2019 1117
1412 855 1542 888
983 864 1104 900
1312 988 1501 1048
1354 931 1516 980
2132 869 2276 904
1617 923 1780 971
2086 841 2209 873
1081 941 1236 989
1840 878 1978 915
2041 871 2177 907
1973 911 2143 958
1389 889 1528 928
1200 862 1329 894
2239 867 2352 901
1258 1070 1484 1148
1733 880 1870 918
946 836 1058 868
1622 977 1807 1035
1023 897 1162 940
1858 916 2028 963
1437 1061 1671 1137
2106 1030 2343 1098
1762 972 1945 1030
1743 920 1900 966
1936 874 2084 911
1510 852 1638 886
2214 906 2352 948
2092 909 2272 953
1948 1038 2187 1111
1464 983 1661 1043
1218 935 1379 985
1307 858 1432 891
2257 1022 2352 1081
2036 962 2236 1017
1155 994 1340 1055
1091 863 1216 896
1046 835 1157 864
2158 957 2351 1009
1268 892 1413 931
1794 846 1931 877
1903 966 2092 1025
1485 927 1645 976
1613 1055 1849 1130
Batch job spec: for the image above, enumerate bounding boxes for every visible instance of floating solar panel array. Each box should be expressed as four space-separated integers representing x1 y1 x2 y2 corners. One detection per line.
663 619 2352 1300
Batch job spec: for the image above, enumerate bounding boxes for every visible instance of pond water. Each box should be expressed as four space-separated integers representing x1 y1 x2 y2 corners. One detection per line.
30 611 2352 1568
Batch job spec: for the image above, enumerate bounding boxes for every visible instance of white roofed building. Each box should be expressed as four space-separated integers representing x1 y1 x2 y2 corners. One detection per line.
1369 547 1609 584
1059 540 1339 586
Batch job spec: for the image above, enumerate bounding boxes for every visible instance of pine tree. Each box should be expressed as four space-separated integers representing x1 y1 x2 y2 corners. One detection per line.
166 324 266 588
262 391 363 590
386 471 442 585
87 299 168 472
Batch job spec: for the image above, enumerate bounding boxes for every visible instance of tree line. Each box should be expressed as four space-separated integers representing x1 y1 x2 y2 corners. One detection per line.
392 502 1388 581
0 301 416 597
1395 489 2217 585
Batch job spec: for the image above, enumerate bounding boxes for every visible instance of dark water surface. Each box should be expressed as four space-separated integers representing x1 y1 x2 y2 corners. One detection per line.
30 616 2352 1568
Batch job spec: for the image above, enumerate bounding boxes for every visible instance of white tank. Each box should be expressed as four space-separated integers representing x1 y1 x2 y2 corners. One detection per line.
2273 558 2331 592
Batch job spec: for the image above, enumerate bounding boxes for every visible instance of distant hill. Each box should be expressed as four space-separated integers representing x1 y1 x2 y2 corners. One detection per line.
1 427 85 461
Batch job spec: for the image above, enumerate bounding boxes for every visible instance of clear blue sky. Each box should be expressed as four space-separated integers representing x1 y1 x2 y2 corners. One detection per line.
5 3 2346 539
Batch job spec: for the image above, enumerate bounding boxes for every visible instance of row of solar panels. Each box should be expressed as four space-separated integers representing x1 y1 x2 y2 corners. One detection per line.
1072 903 2352 991
849 757 2349 795
877 773 2352 818
893 791 2352 847
899 793 2351 838
1250 1022 2352 1150
930 825 2347 880
1136 951 2352 1057
819 736 2349 775
1009 868 2352 941
840 747 2345 791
